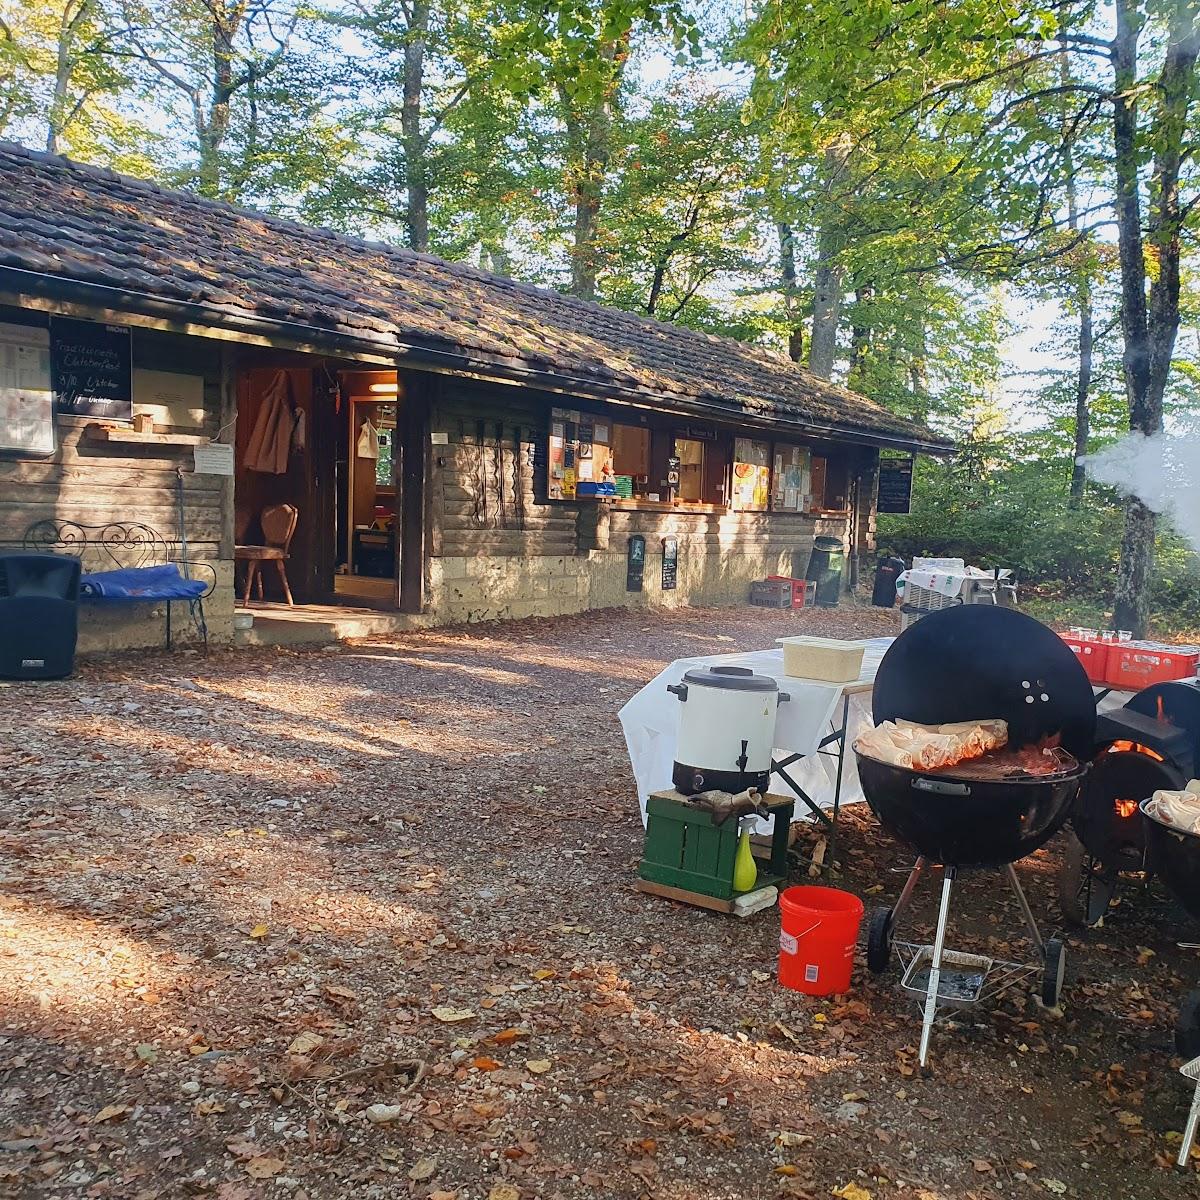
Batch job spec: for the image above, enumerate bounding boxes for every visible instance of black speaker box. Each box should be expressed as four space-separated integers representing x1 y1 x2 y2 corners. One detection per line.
0 553 81 680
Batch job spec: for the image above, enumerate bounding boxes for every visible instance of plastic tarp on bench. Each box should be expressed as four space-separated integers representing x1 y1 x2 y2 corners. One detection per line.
79 564 207 603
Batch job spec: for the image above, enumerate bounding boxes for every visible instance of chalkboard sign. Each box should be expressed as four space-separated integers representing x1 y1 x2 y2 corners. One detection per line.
878 453 915 515
51 317 133 420
626 534 646 592
661 536 678 590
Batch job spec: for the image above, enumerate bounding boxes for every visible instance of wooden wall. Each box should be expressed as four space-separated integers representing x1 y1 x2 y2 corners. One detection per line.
0 313 226 568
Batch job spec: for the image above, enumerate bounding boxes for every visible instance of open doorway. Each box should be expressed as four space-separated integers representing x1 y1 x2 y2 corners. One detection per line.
335 370 402 605
234 362 406 610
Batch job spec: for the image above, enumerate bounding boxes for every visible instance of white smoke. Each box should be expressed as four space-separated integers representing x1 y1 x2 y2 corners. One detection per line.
1086 415 1200 555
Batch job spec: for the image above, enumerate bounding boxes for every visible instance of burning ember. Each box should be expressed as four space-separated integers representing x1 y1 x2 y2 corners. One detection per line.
1114 798 1140 819
1108 739 1166 762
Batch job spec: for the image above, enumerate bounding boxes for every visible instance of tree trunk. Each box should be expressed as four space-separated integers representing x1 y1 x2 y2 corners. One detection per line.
196 2 238 198
807 135 851 380
562 37 623 302
1061 46 1093 507
847 283 873 390
1110 0 1154 636
46 0 86 153
1110 0 1199 634
1069 299 1093 504
401 0 430 251
776 222 804 362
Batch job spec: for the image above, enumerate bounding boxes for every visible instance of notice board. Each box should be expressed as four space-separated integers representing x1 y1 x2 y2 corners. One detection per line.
51 317 133 421
878 453 915 515
661 536 678 590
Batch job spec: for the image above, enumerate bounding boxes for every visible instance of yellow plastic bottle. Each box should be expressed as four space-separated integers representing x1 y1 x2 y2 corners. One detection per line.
733 819 758 893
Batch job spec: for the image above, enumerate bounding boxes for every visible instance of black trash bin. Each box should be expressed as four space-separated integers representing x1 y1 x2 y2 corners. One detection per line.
0 552 81 679
871 554 907 608
804 536 845 607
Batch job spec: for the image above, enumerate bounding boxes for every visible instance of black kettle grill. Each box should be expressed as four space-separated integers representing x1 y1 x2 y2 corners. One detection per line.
855 605 1095 1066
1140 800 1200 1059
1059 680 1200 926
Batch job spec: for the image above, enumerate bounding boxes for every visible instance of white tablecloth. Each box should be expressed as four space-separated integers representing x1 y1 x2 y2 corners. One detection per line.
618 638 893 827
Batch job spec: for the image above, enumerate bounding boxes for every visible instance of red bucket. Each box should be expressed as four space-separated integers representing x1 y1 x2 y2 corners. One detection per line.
778 885 864 996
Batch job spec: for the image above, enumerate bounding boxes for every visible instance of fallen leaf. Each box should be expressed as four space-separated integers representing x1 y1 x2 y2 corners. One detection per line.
429 1192 459 1200
287 1031 324 1056
93 1104 132 1124
135 1043 157 1063
431 1007 476 1024
776 1131 812 1148
832 1185 871 1200
531 969 556 981
409 1156 438 1181
489 1027 526 1045
525 1059 552 1074
473 1056 500 1071
972 1159 993 1173
1042 1181 1067 1196
248 924 269 940
245 1156 285 1180
487 1187 520 1200
324 984 357 1003
776 1165 799 1176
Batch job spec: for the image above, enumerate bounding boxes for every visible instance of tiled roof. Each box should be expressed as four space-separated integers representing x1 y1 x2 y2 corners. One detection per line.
0 141 948 450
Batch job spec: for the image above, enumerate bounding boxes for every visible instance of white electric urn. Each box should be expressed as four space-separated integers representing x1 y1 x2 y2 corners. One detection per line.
667 665 790 795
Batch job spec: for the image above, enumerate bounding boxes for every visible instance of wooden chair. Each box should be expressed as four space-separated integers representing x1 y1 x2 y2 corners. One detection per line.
235 504 298 606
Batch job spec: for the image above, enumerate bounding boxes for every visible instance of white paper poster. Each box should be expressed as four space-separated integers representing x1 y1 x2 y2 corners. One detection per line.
193 442 235 476
0 323 54 454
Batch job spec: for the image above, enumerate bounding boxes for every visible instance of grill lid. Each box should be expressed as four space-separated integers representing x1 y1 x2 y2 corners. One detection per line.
872 605 1097 761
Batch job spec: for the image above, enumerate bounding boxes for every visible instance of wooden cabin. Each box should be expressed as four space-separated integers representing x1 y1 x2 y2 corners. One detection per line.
0 142 950 651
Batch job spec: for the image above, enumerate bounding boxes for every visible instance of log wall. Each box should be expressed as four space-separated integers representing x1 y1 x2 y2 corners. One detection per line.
0 309 233 651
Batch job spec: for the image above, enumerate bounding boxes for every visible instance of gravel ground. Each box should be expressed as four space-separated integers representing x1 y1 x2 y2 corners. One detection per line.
1 600 1198 1200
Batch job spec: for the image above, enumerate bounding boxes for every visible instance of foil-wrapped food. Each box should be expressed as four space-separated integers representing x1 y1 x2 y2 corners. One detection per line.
1147 781 1200 835
854 718 1008 771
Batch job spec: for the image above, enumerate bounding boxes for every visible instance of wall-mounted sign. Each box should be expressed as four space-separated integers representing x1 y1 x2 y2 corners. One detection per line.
193 442 235 476
0 323 54 454
133 368 205 429
51 317 133 421
680 422 717 442
878 453 915 515
626 534 646 592
661 536 678 590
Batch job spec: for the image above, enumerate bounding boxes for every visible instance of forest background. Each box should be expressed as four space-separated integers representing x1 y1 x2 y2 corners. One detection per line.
1 0 1197 633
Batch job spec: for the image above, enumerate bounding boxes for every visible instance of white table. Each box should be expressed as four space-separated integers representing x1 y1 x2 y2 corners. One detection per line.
618 638 893 830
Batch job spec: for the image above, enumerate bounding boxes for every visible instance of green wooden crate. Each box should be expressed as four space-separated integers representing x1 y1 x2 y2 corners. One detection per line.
638 791 794 901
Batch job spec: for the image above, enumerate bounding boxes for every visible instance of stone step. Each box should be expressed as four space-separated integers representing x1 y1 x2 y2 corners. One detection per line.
233 606 434 647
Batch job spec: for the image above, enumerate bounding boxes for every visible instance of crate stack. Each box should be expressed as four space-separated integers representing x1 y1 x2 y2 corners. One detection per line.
1060 630 1200 689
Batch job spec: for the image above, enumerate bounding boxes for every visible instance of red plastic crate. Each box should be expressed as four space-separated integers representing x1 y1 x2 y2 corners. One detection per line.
766 575 810 608
1105 643 1199 689
1060 634 1110 684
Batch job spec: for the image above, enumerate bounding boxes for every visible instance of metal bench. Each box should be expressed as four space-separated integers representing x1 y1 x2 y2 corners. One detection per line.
22 520 216 648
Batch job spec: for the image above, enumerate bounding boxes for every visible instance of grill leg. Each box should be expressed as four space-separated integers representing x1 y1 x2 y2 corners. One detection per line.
919 866 955 1068
1005 863 1044 955
1179 1074 1200 1168
890 857 926 933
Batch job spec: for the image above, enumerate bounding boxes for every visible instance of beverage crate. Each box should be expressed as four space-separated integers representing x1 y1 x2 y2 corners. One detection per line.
750 579 793 608
1105 643 1199 689
1060 633 1110 684
766 575 810 608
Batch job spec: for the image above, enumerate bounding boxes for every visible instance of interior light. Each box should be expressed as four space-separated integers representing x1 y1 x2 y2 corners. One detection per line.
368 382 399 394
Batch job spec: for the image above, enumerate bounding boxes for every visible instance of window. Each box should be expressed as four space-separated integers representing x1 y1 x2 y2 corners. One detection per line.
731 437 771 512
548 407 616 499
673 436 706 503
772 444 811 512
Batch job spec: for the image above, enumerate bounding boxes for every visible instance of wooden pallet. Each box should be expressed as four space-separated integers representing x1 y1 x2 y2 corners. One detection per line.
634 877 780 917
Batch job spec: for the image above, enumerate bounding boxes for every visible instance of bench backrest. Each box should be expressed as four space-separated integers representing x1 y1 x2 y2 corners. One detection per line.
23 520 176 575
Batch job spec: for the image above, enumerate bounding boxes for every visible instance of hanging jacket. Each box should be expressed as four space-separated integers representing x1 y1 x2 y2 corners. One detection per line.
245 370 296 474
